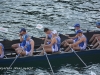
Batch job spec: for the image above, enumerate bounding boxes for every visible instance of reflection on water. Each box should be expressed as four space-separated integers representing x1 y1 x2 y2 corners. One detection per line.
5 64 100 75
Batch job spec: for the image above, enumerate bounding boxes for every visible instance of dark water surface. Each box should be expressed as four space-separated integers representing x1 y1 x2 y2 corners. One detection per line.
0 0 100 75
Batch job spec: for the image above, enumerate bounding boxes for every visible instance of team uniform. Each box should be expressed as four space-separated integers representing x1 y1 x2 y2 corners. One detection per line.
0 43 4 58
52 36 61 52
73 30 80 43
24 39 33 55
77 34 87 50
73 24 81 43
19 34 27 48
47 33 53 44
48 33 52 39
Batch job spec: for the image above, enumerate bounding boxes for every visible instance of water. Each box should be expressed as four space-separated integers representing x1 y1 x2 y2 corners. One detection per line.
5 64 100 75
0 0 100 40
0 0 100 75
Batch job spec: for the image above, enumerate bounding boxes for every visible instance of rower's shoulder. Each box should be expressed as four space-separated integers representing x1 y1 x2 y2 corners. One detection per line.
30 39 34 42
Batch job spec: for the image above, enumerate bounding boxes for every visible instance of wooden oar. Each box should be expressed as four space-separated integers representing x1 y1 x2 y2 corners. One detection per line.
69 46 96 75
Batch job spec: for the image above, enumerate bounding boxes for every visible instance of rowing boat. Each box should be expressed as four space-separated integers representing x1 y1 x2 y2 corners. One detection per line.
0 31 100 71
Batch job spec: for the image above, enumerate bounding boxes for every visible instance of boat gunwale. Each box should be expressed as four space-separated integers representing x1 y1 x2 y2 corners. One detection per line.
3 49 100 60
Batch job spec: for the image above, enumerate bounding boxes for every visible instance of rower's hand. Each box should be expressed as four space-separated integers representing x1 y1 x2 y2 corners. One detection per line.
19 33 22 36
68 44 72 47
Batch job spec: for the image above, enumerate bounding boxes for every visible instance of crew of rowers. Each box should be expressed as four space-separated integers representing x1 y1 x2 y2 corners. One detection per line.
0 22 100 58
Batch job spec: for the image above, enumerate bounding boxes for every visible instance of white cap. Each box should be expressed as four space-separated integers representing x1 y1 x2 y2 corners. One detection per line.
52 30 57 34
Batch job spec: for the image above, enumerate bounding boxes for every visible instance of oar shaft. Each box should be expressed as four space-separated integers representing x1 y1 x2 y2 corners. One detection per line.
70 47 87 67
71 48 97 75
43 47 54 75
5 50 23 74
9 54 20 68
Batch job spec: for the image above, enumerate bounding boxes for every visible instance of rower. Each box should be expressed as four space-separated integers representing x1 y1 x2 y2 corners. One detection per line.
36 28 53 50
15 34 34 56
61 23 81 47
12 28 27 49
89 22 100 44
65 30 87 52
90 22 100 48
40 30 61 55
43 28 53 44
0 43 4 58
74 23 81 33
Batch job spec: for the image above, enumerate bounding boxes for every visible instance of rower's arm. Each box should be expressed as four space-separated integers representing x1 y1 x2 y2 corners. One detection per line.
68 35 78 39
72 38 85 46
19 35 23 42
44 38 55 47
30 40 34 54
0 46 2 55
46 39 51 42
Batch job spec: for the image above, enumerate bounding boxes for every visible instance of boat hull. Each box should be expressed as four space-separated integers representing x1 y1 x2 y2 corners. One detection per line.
0 49 100 70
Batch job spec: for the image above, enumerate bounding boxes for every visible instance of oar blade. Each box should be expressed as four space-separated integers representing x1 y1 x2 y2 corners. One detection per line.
91 71 96 75
36 24 43 29
0 27 8 33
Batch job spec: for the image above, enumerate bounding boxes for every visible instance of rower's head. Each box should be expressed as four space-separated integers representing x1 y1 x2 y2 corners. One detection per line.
52 30 57 37
74 24 80 30
44 28 51 34
96 22 100 28
76 30 83 36
25 34 30 41
20 28 26 35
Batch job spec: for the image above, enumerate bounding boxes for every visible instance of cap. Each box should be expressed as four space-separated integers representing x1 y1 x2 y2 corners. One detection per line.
52 30 57 34
76 30 83 34
74 24 80 27
20 28 26 33
96 22 100 26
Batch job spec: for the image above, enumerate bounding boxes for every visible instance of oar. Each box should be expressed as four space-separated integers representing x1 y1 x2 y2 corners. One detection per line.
0 27 8 33
69 46 96 75
36 25 54 75
0 27 8 40
5 50 23 74
35 24 43 37
43 47 54 75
